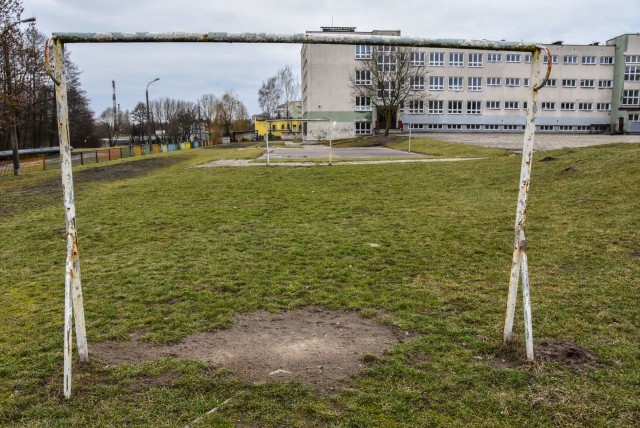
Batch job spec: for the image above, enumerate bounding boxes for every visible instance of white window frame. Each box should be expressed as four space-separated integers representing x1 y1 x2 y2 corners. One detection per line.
597 103 611 111
542 102 556 111
448 100 463 114
506 54 521 63
600 56 614 65
622 89 640 106
561 102 575 111
429 76 444 91
355 96 372 111
562 79 577 88
354 121 372 134
468 53 483 67
487 53 502 62
409 100 425 114
580 79 595 88
582 56 596 65
486 101 501 110
429 52 445 66
578 103 592 111
506 78 520 87
466 100 482 114
427 100 443 114
355 69 371 85
410 51 425 66
504 101 519 109
563 55 578 64
355 45 372 60
487 77 502 86
468 77 482 91
598 80 613 89
448 76 463 91
625 66 640 81
411 76 425 90
448 52 464 67
544 55 558 64
625 55 640 64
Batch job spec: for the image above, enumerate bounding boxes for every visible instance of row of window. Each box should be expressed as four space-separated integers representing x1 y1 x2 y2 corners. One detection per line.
405 124 611 132
354 46 618 67
400 99 613 114
416 76 613 91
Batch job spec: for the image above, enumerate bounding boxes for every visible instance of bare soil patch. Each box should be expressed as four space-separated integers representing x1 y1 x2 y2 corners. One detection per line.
536 339 600 370
92 307 415 391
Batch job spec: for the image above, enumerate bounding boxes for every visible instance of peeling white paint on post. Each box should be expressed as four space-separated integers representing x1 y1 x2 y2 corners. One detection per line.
52 38 89 398
503 47 550 360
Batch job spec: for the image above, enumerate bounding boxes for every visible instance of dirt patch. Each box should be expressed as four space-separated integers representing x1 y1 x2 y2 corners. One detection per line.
74 156 181 183
536 339 599 370
92 307 415 391
127 372 180 392
561 166 581 174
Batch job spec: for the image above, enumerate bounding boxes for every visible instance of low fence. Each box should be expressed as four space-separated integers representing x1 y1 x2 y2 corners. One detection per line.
0 141 213 176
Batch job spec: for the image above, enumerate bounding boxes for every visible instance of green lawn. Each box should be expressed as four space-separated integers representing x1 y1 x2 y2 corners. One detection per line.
1 142 638 427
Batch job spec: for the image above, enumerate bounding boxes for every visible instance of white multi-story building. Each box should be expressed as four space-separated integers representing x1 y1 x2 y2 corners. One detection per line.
301 27 640 139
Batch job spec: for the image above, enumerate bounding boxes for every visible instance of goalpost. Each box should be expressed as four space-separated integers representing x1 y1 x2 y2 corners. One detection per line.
45 31 551 398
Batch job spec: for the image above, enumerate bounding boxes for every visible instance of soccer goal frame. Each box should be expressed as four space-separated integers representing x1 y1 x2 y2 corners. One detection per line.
45 31 551 398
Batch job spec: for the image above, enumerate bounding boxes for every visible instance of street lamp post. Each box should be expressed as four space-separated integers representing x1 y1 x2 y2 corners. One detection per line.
2 17 36 176
145 77 159 145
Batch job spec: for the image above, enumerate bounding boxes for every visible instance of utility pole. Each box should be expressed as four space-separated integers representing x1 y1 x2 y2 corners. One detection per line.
146 78 159 144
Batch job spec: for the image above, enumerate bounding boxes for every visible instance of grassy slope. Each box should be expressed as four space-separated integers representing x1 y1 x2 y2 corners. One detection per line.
0 143 638 427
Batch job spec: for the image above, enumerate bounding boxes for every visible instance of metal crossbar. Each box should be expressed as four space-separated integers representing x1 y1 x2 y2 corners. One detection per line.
45 31 550 398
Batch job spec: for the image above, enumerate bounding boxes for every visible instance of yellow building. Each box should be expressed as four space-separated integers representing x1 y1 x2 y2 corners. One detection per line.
252 116 303 139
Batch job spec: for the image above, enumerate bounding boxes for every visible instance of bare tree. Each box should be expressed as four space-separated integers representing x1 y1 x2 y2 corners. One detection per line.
214 90 248 138
277 65 299 120
258 76 281 119
97 106 127 146
349 45 426 136
198 93 217 142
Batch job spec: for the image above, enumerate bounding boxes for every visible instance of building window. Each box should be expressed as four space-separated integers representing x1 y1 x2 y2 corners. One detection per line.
560 125 574 132
429 76 444 91
448 100 463 114
622 89 640 106
427 100 443 114
377 81 394 98
504 101 519 109
447 124 463 130
355 70 371 85
563 55 578 64
485 124 499 130
486 101 501 110
524 54 531 63
542 102 556 110
355 45 372 59
625 66 640 81
409 123 424 129
506 54 521 63
577 125 589 131
429 52 445 66
410 52 425 66
629 113 640 122
582 56 596 65
598 80 613 88
503 125 520 131
411 76 425 90
448 76 463 91
625 55 640 64
427 124 443 129
487 53 502 62
561 102 575 111
468 77 482 91
523 78 530 87
539 125 554 131
467 101 482 114
355 96 371 111
449 52 464 67
355 122 372 134
378 50 396 72
578 103 593 111
408 100 425 114
506 78 520 87
597 103 611 111
469 53 483 67
466 124 481 130
562 79 576 88
546 78 557 87
487 77 501 86
600 56 614 65
544 55 558 64
580 79 595 88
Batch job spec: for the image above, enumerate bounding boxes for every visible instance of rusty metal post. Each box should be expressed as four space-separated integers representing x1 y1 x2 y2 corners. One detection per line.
52 38 89 399
503 47 549 360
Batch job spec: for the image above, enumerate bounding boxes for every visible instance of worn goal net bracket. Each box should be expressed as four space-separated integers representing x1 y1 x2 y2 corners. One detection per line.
45 31 550 398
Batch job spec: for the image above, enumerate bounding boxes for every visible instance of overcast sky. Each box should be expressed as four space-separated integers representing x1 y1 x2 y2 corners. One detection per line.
21 0 640 116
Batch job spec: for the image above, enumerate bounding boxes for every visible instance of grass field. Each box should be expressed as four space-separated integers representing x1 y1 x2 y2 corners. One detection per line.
1 141 638 427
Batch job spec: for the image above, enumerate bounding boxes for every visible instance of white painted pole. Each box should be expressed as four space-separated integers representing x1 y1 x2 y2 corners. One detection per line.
408 123 412 153
503 47 544 360
266 127 270 166
328 121 333 166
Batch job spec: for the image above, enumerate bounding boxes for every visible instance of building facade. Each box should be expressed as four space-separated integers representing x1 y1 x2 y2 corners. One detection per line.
301 27 640 139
